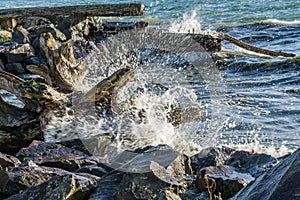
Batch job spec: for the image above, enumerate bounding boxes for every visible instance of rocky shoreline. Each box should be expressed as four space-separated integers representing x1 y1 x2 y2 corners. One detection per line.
0 4 299 200
0 140 299 200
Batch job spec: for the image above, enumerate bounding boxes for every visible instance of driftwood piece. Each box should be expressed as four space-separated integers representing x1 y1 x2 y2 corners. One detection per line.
218 32 296 57
0 4 145 18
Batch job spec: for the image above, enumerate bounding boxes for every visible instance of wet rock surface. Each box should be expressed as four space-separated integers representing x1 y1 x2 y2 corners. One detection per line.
0 140 297 200
231 148 300 200
16 140 104 171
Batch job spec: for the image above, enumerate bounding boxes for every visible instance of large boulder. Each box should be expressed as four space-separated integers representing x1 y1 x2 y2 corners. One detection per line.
113 145 188 200
0 165 69 198
196 165 253 199
190 146 236 172
0 121 42 155
231 148 300 200
225 150 277 177
0 152 20 169
6 173 97 200
16 140 104 171
5 43 35 63
88 172 124 200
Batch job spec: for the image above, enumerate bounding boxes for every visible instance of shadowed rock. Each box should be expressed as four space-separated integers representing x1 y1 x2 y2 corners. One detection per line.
196 165 254 200
0 165 69 198
16 140 105 171
190 146 236 172
225 150 277 177
6 173 97 200
0 152 20 168
231 148 300 200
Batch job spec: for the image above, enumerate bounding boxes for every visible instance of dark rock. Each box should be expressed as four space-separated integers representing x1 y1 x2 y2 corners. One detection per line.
28 23 67 41
191 146 236 172
19 17 52 30
74 163 113 177
5 43 35 63
231 148 300 200
18 73 47 83
11 26 30 43
0 59 5 71
16 140 104 171
107 145 181 173
0 165 69 198
225 150 277 177
181 188 210 200
102 21 148 32
0 152 20 169
6 173 97 200
0 93 35 127
48 14 86 39
58 139 92 156
113 145 188 200
196 165 253 200
25 64 52 85
24 57 41 65
89 172 124 200
0 121 42 155
156 190 181 200
5 63 25 74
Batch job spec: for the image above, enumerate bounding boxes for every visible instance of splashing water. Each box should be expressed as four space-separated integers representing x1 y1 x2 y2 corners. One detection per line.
168 10 202 34
44 10 298 158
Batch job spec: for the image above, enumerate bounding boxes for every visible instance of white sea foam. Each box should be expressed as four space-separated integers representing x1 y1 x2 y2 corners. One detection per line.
261 19 300 25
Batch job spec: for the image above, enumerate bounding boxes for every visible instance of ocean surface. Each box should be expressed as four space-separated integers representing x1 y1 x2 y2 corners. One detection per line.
1 1 299 156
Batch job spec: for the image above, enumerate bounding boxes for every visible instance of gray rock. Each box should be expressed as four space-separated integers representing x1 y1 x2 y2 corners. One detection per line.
196 165 254 200
0 94 34 127
5 43 35 63
11 26 30 43
24 57 41 65
156 190 181 200
0 59 5 71
0 121 42 155
16 140 105 171
181 188 210 200
5 63 25 74
0 165 69 198
113 145 188 200
6 173 97 200
191 146 236 172
231 148 300 200
0 152 20 169
74 163 113 177
88 172 124 200
28 23 67 41
225 150 277 177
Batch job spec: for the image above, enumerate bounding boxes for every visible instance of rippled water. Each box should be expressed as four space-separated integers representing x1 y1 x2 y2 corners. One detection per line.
1 1 299 156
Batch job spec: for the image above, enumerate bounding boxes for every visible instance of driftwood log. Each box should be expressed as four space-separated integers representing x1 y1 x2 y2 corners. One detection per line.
218 32 296 57
0 4 145 18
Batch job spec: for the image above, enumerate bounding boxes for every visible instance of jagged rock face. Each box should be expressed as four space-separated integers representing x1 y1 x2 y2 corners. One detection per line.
196 165 253 200
6 173 97 200
231 148 300 200
112 145 188 200
16 140 105 171
0 165 70 198
0 152 20 168
190 146 236 172
224 150 277 177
